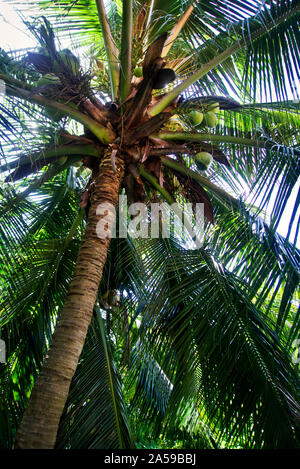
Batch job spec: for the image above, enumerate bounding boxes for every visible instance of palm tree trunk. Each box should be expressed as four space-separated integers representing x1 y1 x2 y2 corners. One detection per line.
14 149 124 449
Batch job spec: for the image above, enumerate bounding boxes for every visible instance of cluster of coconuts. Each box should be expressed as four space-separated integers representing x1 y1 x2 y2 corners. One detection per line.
188 101 220 128
188 102 220 171
36 49 80 87
36 50 80 121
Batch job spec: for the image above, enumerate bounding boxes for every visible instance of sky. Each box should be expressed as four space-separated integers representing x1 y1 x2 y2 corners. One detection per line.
0 1 299 247
0 1 35 50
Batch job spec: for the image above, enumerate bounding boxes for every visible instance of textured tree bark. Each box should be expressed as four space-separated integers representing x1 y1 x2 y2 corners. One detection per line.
14 150 124 449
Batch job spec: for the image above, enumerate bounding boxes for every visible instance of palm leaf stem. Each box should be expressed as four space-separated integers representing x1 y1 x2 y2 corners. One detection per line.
2 144 100 173
0 73 33 92
155 132 269 149
161 156 238 207
2 157 80 213
161 3 196 58
94 0 119 100
139 164 175 206
3 81 114 144
145 0 155 33
119 0 133 103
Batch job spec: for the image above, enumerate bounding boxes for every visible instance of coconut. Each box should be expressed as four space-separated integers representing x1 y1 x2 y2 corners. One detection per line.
37 73 61 86
189 110 204 126
164 114 184 132
204 111 218 127
207 101 220 113
153 68 176 89
195 151 213 170
133 66 143 77
57 156 68 165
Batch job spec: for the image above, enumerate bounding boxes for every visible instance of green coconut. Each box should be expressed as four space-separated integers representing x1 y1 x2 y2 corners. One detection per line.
189 110 204 126
204 111 218 127
207 101 220 113
37 73 61 86
57 156 68 165
133 66 143 77
195 151 213 170
164 114 185 132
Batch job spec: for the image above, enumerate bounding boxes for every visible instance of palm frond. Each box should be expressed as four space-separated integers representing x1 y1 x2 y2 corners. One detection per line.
125 236 300 448
0 173 85 447
56 311 134 449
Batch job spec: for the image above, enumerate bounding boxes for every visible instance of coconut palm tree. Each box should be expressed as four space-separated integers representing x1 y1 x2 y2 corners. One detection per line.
0 0 299 449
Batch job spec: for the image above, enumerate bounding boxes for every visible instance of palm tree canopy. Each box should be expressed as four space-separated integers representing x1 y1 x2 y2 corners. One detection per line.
0 0 299 449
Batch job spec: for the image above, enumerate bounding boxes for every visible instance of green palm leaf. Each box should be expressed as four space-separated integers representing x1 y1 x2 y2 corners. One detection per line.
125 237 300 448
56 310 134 449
